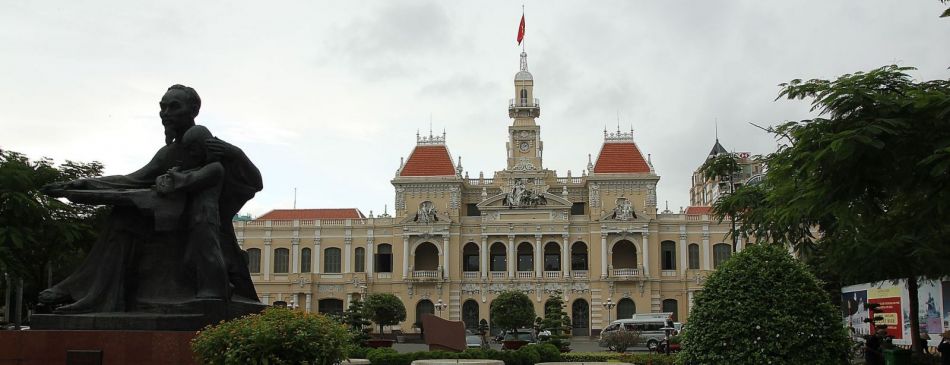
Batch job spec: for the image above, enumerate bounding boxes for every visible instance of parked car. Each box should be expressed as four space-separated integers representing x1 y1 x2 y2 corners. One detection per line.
466 333 484 348
598 313 676 351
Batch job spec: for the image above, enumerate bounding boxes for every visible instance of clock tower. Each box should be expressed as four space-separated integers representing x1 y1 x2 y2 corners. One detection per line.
507 51 543 171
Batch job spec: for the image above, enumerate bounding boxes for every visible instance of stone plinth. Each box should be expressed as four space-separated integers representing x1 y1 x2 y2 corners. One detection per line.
342 359 370 365
411 360 504 365
31 298 266 331
0 330 196 365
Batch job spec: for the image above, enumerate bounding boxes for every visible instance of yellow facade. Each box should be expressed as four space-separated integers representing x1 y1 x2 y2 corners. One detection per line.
233 52 742 336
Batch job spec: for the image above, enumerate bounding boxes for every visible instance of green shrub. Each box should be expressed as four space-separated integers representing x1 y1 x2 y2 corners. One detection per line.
490 291 536 333
365 347 548 365
562 352 623 362
679 244 850 365
527 343 561 362
191 307 353 365
602 329 642 352
347 347 373 359
362 293 406 334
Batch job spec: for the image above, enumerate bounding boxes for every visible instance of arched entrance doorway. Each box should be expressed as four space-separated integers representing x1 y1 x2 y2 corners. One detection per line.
462 299 479 330
571 299 590 336
617 298 636 320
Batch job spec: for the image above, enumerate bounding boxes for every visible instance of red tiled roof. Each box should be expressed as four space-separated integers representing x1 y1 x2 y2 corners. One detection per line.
685 206 713 215
593 142 651 173
400 145 456 176
256 209 365 220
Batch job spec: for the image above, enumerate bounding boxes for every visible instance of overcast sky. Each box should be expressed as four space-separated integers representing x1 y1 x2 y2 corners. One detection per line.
2 1 948 217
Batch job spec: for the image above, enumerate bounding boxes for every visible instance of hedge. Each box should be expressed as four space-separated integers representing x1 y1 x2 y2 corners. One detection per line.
561 352 676 365
365 343 560 365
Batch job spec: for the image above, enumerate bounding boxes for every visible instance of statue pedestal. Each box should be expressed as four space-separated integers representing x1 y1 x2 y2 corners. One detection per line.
0 329 197 365
31 298 267 331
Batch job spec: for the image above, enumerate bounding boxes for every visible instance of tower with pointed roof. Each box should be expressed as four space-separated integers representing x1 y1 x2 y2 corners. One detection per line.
507 52 543 171
689 138 764 206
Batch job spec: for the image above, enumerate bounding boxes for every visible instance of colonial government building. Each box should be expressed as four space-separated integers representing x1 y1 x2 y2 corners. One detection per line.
233 52 751 336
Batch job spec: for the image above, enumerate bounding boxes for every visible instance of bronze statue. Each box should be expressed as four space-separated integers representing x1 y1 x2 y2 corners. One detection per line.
35 85 264 328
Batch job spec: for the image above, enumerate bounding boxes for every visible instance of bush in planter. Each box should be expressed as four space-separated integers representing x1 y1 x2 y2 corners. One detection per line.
341 296 372 345
539 290 572 352
191 307 352 365
490 291 536 346
362 293 406 335
679 244 849 365
602 328 642 353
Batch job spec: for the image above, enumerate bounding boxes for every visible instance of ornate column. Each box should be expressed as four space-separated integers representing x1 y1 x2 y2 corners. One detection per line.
480 235 488 279
679 231 688 275
305 293 312 312
507 234 515 277
442 234 450 280
291 238 300 274
366 237 375 276
402 235 410 279
736 236 744 252
344 237 352 273
313 237 321 274
642 231 651 277
561 233 570 278
534 233 542 278
702 232 711 270
263 238 272 281
600 232 608 278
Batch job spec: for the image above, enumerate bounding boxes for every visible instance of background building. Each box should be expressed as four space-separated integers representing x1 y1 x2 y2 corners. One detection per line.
234 52 744 336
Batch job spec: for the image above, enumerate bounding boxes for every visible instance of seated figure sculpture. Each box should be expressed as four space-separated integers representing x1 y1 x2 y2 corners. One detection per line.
35 85 264 328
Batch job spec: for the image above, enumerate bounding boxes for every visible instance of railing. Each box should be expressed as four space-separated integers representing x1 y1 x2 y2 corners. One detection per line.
508 98 540 108
412 270 439 278
516 271 534 279
611 268 641 277
467 178 495 185
463 271 479 279
571 270 589 278
661 270 678 277
237 217 393 228
544 271 561 278
555 177 585 184
376 272 392 279
490 271 507 279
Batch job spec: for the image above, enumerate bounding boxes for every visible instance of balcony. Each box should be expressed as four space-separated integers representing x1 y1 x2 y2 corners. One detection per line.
463 271 479 279
508 98 540 108
571 270 589 279
412 270 440 279
544 271 561 279
661 270 678 277
610 267 642 280
490 271 507 279
516 271 534 279
376 272 392 279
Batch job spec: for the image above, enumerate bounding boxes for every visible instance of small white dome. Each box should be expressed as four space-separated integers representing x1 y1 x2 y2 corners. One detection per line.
515 70 533 81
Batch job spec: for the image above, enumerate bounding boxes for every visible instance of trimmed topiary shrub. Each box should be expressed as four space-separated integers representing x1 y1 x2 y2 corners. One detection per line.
490 291 536 334
191 307 353 365
679 244 850 364
362 293 406 334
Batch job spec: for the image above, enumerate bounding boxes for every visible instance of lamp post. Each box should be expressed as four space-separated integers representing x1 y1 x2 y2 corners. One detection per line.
435 298 448 318
602 298 616 326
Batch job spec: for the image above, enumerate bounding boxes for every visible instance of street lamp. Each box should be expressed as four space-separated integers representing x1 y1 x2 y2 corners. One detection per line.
602 298 616 325
435 298 448 318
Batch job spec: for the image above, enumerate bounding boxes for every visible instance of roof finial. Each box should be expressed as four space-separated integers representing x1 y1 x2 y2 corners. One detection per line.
715 117 719 141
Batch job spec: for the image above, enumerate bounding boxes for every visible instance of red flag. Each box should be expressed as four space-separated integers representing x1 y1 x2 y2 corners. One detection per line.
517 14 525 45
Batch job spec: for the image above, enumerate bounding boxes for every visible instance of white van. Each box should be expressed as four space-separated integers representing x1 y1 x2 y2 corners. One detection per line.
598 312 677 351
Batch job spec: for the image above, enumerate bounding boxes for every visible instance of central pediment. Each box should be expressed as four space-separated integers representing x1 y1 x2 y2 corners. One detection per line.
476 192 571 210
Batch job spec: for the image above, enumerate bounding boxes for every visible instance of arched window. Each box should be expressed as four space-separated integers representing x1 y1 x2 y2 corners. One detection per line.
611 240 638 269
517 242 533 272
300 247 311 273
543 242 560 271
617 298 636 320
355 247 365 273
571 242 588 271
273 248 289 274
520 88 528 105
416 300 435 327
324 247 342 273
688 244 700 269
661 241 676 270
247 248 261 273
490 242 506 272
572 299 590 336
414 242 439 271
713 243 732 269
462 300 479 330
318 298 344 316
463 242 479 272
662 299 679 321
375 244 393 273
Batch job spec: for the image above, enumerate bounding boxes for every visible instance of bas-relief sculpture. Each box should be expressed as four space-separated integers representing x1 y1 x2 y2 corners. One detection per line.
33 85 266 330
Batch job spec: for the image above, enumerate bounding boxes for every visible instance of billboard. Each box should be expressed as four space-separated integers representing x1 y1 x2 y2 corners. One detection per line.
841 278 949 347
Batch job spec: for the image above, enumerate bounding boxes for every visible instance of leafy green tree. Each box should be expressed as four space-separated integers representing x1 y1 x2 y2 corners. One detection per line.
0 149 104 320
679 244 849 364
712 65 950 352
490 291 535 336
361 293 406 335
342 296 372 344
539 290 572 351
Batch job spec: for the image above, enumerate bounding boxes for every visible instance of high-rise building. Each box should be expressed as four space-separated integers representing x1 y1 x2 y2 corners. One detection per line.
234 51 746 338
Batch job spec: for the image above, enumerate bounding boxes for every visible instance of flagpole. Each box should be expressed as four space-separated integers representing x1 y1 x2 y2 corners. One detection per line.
521 4 526 53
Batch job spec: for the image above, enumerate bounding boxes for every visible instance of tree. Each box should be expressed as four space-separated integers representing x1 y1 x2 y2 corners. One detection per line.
711 65 950 353
0 150 104 323
342 296 372 345
361 293 406 335
679 244 850 364
490 291 535 336
539 290 572 351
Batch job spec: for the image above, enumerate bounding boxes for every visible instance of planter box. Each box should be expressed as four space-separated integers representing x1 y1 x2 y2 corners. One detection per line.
501 340 528 350
366 339 395 348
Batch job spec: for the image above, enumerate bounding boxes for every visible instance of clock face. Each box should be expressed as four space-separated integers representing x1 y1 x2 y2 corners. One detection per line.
519 141 530 152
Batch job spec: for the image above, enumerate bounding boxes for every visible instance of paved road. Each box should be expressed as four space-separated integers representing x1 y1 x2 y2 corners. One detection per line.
392 336 650 354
